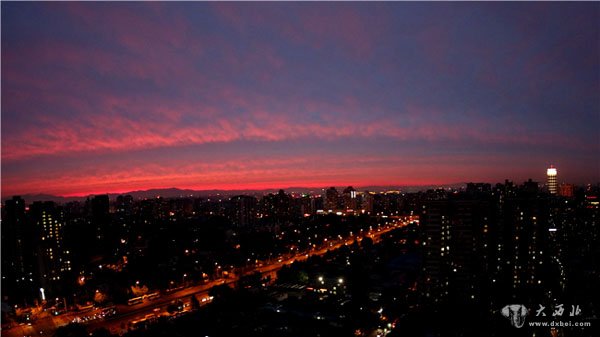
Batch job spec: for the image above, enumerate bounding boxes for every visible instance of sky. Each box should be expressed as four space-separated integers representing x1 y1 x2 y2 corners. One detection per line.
2 2 599 197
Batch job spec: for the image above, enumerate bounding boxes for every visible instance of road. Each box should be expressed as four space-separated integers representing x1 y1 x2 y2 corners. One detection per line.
2 217 415 337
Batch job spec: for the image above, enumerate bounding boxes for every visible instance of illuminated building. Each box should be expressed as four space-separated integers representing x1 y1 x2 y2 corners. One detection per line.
422 199 487 305
493 182 558 303
116 195 134 219
30 201 72 296
260 190 292 223
422 180 560 309
299 194 321 215
547 166 558 195
358 191 374 214
342 186 357 212
230 195 257 226
558 183 574 197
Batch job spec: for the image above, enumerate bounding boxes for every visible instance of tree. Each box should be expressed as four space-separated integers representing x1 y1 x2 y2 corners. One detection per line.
91 327 111 337
239 271 262 289
361 236 374 250
130 284 149 297
208 284 234 303
94 290 107 305
55 323 87 337
190 295 200 310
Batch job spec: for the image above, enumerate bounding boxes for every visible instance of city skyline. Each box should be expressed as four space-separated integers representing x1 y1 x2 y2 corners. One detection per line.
2 2 599 197
0 172 584 201
2 173 597 337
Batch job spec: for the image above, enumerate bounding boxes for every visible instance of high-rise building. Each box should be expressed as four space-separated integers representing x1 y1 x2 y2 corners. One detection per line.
115 195 134 219
89 195 110 240
359 191 374 214
299 194 320 215
342 186 357 212
30 201 72 296
324 187 340 212
260 190 293 223
547 166 558 195
422 199 488 306
230 195 257 227
2 196 36 302
558 183 574 197
421 183 560 312
88 194 119 257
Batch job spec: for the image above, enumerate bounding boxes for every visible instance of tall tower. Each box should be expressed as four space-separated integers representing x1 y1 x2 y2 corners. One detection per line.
547 166 558 195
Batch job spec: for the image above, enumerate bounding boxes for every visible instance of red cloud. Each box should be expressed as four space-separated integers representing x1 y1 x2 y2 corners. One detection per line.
1 152 534 197
2 90 587 162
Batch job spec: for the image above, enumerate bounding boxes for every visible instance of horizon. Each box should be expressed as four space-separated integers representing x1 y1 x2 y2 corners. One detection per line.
2 2 599 197
3 176 594 201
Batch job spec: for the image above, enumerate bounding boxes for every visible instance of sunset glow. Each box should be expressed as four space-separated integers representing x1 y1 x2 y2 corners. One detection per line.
2 2 599 196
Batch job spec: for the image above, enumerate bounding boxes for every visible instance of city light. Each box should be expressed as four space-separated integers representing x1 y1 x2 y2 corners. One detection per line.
1 2 597 336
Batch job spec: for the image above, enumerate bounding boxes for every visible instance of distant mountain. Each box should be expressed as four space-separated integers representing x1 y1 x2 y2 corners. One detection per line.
14 194 85 204
9 183 468 204
108 187 204 199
